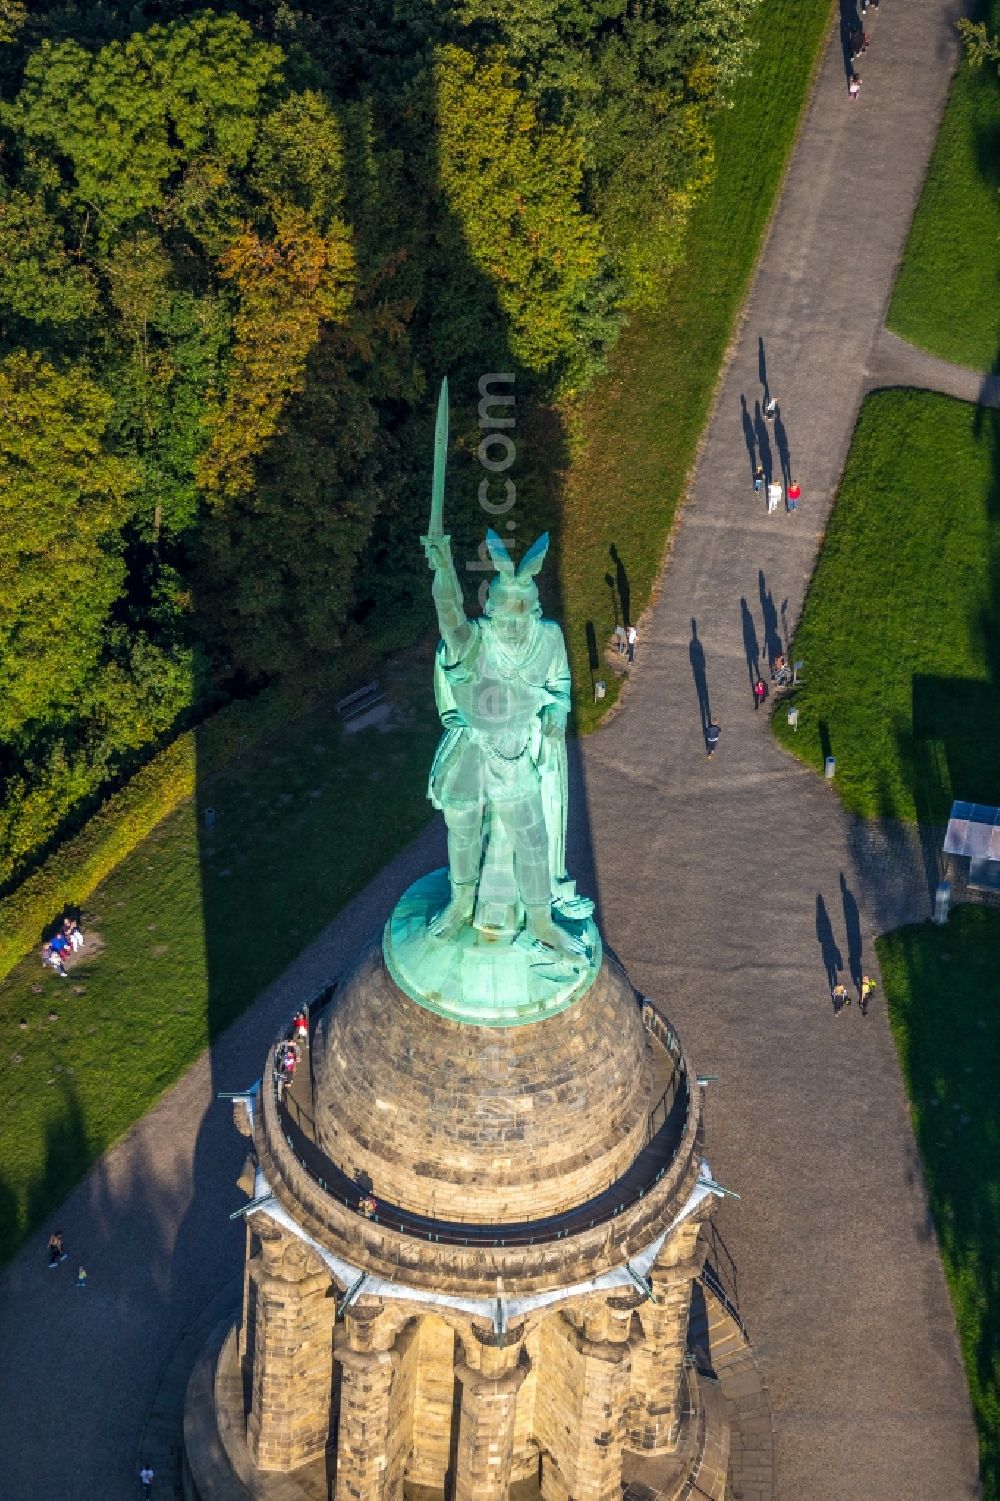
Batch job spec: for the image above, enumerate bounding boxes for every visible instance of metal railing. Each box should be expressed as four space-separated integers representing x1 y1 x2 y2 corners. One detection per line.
647 1072 681 1142
702 1222 740 1310
275 1076 690 1248
700 1260 749 1343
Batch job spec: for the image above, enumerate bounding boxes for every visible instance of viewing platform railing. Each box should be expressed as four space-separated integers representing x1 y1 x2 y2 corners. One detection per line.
268 981 692 1249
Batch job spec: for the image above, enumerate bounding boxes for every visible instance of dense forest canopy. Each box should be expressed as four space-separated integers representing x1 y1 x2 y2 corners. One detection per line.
0 0 759 887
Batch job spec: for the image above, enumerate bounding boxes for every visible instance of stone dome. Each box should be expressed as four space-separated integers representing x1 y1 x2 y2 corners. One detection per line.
310 935 657 1224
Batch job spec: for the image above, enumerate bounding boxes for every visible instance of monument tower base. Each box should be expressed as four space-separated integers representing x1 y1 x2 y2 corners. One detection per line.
182 930 769 1501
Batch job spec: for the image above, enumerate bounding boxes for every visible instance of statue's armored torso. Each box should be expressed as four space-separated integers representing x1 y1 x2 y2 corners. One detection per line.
439 618 568 740
428 619 570 810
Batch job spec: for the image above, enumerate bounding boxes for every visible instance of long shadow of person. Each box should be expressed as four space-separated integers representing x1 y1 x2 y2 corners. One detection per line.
740 597 760 693
834 0 858 73
689 618 711 738
604 572 620 628
758 569 782 669
585 620 601 677
840 872 863 992
774 410 792 487
610 544 631 629
740 395 757 478
754 401 772 486
839 0 862 75
758 335 770 411
815 893 844 990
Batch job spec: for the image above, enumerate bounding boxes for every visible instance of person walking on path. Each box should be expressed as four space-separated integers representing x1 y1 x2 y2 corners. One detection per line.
753 677 767 711
75 1265 87 1289
626 624 637 664
832 981 850 1015
786 479 801 511
849 72 862 100
140 1464 155 1498
859 974 877 1016
614 623 626 655
753 462 765 494
705 722 721 757
764 396 778 422
47 1231 67 1268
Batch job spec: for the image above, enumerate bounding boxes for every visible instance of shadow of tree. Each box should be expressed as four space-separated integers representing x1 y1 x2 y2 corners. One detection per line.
876 330 1000 1493
878 908 1000 1499
23 1078 103 1240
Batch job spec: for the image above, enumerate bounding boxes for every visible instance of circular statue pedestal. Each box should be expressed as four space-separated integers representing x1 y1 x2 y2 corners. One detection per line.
383 868 601 1027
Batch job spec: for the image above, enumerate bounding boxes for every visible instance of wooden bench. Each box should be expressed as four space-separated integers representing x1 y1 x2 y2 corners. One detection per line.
335 680 385 721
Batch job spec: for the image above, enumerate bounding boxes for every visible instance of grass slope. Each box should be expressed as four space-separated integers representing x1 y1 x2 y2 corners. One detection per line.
0 667 439 1265
772 390 1000 821
562 0 835 731
878 906 1000 1500
886 0 1000 371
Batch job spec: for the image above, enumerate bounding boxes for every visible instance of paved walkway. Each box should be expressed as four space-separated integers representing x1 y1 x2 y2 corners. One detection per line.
870 326 1000 407
578 0 981 1494
0 2 985 1498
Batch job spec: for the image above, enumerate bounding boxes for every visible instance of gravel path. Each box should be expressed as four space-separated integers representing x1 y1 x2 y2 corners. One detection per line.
0 2 985 1499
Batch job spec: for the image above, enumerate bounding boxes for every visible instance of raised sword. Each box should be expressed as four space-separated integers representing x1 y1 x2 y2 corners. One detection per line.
425 376 449 542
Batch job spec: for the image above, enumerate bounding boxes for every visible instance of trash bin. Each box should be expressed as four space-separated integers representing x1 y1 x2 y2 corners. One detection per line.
787 707 799 730
824 756 836 780
594 680 606 702
204 807 217 830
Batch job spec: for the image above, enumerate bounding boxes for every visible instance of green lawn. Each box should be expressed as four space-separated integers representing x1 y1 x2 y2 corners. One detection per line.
561 0 835 730
0 662 439 1264
772 390 1000 821
886 0 1000 371
878 906 1000 1500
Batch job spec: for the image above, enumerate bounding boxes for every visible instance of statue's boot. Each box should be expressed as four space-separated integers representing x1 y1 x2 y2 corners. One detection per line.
523 903 589 958
552 880 595 921
428 881 477 940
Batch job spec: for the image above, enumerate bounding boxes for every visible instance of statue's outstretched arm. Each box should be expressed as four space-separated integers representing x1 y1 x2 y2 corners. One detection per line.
422 534 472 663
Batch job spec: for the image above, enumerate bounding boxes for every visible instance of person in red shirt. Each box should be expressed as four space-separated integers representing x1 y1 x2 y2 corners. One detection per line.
786 479 801 511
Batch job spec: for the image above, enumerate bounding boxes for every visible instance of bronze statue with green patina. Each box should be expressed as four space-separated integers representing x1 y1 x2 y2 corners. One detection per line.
421 380 593 959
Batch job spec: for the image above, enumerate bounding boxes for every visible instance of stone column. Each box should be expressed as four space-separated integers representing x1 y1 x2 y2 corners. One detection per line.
245 1221 336 1471
539 1302 632 1501
574 1304 633 1501
453 1325 529 1501
334 1306 413 1501
627 1220 706 1455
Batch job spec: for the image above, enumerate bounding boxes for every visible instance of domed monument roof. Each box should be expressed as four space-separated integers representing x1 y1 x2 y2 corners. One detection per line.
310 934 656 1224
